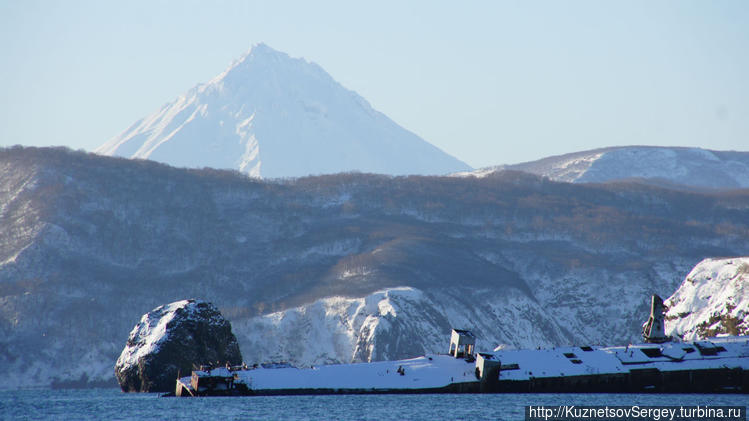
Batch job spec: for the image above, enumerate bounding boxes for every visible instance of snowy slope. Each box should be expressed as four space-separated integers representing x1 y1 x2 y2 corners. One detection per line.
234 286 587 369
96 43 470 178
457 146 749 190
665 257 749 340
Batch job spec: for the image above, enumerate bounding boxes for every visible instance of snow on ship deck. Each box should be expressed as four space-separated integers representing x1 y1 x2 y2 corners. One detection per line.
176 336 749 395
493 336 749 381
242 355 478 391
178 354 479 395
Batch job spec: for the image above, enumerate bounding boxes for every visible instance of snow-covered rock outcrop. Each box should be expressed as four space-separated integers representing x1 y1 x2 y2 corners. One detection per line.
115 299 242 393
665 258 749 340
96 43 470 178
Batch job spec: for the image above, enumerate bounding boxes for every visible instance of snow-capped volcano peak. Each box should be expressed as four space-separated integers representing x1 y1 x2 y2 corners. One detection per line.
96 43 470 178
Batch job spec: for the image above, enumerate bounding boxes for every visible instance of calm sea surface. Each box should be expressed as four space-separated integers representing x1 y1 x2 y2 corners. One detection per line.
0 389 747 420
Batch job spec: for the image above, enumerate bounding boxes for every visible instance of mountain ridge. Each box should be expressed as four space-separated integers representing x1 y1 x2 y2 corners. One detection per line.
455 146 749 191
2 146 749 387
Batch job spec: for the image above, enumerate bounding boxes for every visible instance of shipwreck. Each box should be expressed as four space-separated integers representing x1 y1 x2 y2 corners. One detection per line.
174 296 749 396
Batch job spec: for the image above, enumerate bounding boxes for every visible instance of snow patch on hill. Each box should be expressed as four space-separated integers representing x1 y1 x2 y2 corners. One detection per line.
665 257 749 340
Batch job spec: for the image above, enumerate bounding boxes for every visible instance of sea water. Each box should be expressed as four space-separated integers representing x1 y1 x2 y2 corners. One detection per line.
1 389 747 420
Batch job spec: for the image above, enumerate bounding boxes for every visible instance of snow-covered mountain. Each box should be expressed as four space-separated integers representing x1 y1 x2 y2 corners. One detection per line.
3 147 749 388
456 146 749 190
95 43 470 178
665 257 749 340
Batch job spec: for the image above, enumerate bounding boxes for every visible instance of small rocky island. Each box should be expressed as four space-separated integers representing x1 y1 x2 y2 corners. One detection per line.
115 299 242 393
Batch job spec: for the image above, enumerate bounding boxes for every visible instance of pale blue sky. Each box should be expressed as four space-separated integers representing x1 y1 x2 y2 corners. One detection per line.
1 0 747 168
